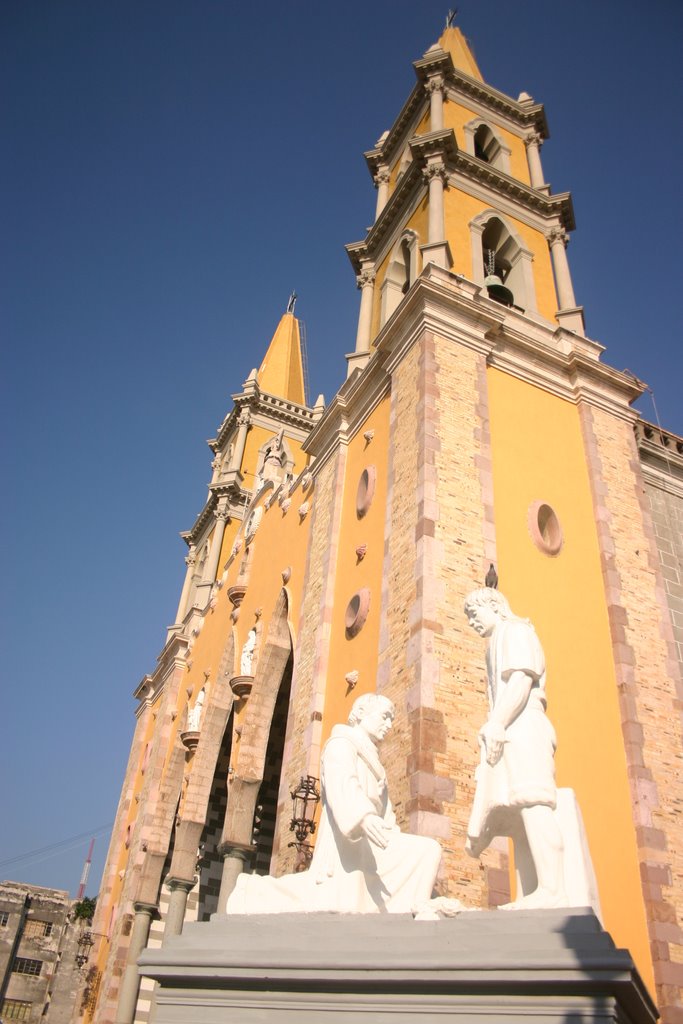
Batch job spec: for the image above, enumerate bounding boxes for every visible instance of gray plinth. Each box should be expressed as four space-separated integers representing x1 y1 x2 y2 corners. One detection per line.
139 908 657 1023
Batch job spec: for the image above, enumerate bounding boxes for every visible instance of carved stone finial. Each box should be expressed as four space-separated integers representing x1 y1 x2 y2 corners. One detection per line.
344 670 359 691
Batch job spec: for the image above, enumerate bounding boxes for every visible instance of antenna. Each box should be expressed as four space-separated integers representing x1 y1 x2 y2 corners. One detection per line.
77 838 95 900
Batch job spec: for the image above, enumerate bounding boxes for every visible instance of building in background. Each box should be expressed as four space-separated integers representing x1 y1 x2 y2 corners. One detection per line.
87 21 683 1024
0 882 92 1024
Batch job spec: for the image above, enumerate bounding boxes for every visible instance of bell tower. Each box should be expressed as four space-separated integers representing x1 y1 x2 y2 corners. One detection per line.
347 24 584 377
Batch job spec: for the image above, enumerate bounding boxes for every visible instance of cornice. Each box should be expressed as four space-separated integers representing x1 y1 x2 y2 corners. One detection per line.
303 353 391 475
348 137 574 276
446 67 548 138
452 151 574 230
369 51 547 178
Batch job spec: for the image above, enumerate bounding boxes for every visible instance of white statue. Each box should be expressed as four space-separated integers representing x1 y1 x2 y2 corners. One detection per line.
240 629 257 676
464 588 599 912
226 693 442 915
186 687 205 732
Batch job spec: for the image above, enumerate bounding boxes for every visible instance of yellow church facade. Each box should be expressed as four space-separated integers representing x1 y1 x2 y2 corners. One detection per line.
86 25 683 1024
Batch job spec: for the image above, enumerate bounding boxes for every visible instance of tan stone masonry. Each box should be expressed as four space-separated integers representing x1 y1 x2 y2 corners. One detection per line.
580 403 683 1022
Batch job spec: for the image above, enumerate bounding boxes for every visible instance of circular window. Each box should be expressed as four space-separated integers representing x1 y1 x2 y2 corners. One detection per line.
528 501 563 556
345 588 371 638
356 466 376 518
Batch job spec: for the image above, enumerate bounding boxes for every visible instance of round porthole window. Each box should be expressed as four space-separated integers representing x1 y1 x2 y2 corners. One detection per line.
528 501 563 556
356 466 376 518
345 588 371 638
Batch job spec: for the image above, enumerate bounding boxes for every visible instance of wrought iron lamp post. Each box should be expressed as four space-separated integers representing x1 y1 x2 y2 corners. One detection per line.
288 775 320 871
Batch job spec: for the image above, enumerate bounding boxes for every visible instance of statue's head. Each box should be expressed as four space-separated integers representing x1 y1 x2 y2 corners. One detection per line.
348 693 395 744
464 588 512 637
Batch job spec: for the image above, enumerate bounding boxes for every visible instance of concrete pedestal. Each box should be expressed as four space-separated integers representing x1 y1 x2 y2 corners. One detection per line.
139 908 657 1023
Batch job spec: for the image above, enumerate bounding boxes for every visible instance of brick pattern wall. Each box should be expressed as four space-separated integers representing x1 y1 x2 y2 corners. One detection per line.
270 457 340 874
644 481 683 671
581 405 683 1023
431 335 509 907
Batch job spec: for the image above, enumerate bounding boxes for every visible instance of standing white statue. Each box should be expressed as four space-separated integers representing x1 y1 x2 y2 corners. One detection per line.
240 628 257 676
186 687 205 733
464 587 601 912
226 693 442 914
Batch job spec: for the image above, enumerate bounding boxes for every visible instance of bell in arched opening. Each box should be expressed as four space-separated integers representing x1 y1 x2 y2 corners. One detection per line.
483 248 514 307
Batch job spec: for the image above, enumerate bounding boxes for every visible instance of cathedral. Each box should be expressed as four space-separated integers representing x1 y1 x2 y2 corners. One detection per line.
86 22 683 1024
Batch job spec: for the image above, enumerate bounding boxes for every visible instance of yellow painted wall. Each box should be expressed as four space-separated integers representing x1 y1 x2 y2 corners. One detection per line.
487 367 654 995
320 395 391 746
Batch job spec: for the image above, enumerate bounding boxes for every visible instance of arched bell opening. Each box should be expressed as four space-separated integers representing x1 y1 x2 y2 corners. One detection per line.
252 650 293 875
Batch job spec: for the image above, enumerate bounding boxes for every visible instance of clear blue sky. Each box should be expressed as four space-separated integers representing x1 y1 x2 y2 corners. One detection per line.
2 0 681 897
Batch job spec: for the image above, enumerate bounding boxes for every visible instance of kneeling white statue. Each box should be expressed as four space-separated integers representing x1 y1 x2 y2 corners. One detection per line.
464 587 600 914
226 693 442 914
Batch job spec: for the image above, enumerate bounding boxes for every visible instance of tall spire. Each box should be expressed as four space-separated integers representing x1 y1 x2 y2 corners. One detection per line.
256 301 306 406
436 24 483 81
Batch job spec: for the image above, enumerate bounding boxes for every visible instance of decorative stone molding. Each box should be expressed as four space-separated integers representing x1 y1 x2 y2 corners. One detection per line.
363 430 375 444
356 268 376 290
356 466 377 518
230 675 254 699
298 501 310 520
281 566 292 584
355 544 367 561
301 471 313 491
244 506 263 544
545 225 569 248
281 498 291 514
232 537 243 557
179 730 200 754
424 75 445 96
228 584 247 607
345 588 371 639
527 500 563 556
422 162 449 186
345 670 359 690
230 607 240 624
373 168 390 188
525 130 543 150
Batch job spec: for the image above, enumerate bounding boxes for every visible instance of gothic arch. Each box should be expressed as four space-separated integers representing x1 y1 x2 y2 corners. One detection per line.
221 589 294 855
165 633 236 882
463 118 512 174
469 209 538 313
379 229 420 327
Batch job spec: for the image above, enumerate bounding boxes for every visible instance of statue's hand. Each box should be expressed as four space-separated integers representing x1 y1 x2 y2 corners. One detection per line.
361 813 390 849
480 721 505 766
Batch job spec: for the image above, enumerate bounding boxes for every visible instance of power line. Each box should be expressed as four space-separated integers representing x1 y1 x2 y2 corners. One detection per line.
0 824 113 870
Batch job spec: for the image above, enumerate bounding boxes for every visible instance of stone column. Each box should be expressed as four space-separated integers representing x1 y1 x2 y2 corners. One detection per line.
547 226 576 309
420 161 451 270
546 226 585 334
426 75 445 131
347 264 376 377
525 131 545 189
173 544 196 624
195 499 230 607
216 841 254 910
229 409 251 474
373 166 390 220
162 878 195 942
113 902 156 1024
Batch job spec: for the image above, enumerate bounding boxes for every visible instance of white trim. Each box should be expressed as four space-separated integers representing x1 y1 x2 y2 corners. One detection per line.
463 117 512 175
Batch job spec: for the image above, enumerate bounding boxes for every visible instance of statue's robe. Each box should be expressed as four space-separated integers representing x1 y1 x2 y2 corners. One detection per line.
467 618 557 853
227 724 441 914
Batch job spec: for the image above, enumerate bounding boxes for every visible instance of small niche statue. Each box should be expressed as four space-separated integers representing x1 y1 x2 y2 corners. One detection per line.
186 687 205 733
240 629 257 676
226 693 442 915
463 588 600 912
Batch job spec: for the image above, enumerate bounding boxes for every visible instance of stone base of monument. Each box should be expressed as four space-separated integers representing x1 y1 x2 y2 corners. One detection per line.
139 908 657 1024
